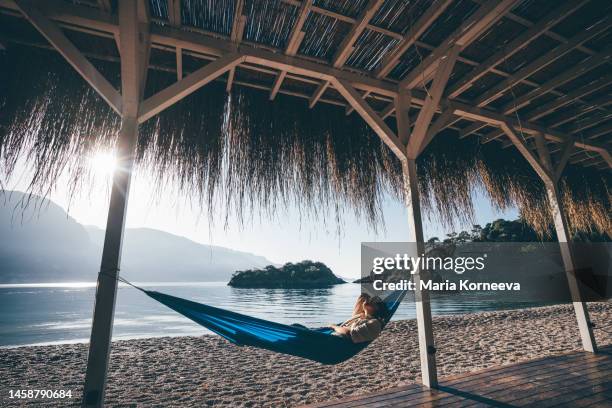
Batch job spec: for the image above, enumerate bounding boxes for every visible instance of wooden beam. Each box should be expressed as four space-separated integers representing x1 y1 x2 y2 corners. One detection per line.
502 45 612 115
501 123 552 182
270 0 310 100
269 70 286 100
375 0 453 79
346 90 370 115
332 78 405 160
139 53 244 123
394 88 411 146
14 0 122 114
167 0 181 26
554 137 575 181
583 122 612 139
526 74 612 121
308 80 328 108
230 0 245 42
475 16 612 107
550 95 612 129
332 0 384 68
459 122 488 139
451 101 609 155
446 1 587 98
176 46 182 80
407 45 459 158
226 0 245 93
399 0 519 90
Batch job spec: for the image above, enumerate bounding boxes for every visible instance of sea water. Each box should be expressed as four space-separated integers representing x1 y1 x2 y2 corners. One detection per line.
0 282 548 347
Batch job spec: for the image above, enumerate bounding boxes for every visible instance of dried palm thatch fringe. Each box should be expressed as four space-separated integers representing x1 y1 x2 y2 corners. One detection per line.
0 46 609 237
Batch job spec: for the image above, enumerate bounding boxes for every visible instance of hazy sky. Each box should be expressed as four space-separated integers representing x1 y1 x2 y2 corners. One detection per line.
6 152 517 279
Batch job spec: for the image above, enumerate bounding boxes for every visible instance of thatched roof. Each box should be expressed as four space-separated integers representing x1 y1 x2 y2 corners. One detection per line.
0 0 610 236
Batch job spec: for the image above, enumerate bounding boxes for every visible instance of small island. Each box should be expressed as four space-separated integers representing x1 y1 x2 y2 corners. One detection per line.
228 260 346 288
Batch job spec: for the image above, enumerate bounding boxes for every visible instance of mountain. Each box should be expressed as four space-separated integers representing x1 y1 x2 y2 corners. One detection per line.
0 191 273 283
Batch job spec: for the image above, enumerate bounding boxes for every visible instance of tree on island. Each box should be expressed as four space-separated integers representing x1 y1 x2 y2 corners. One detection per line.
428 218 609 243
228 260 345 288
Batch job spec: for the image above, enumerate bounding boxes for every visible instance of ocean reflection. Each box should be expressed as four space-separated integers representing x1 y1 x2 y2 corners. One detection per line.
0 282 555 347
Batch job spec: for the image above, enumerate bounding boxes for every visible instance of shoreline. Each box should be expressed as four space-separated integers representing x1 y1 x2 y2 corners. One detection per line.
1 302 610 407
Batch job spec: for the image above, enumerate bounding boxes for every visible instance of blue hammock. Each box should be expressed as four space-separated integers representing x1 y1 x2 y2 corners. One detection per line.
143 288 406 365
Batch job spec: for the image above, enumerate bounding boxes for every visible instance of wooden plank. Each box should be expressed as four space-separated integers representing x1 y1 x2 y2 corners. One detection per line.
502 45 612 115
406 45 459 158
554 137 575 181
332 0 384 68
229 0 244 41
399 0 519 90
526 74 612 121
176 46 182 80
375 0 453 79
501 122 552 181
167 0 181 27
14 0 122 114
332 78 404 160
139 53 244 123
270 0 310 100
446 0 587 98
475 16 612 107
394 88 411 146
308 80 329 108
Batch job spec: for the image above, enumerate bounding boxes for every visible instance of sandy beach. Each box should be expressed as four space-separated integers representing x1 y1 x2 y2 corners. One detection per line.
1 302 610 407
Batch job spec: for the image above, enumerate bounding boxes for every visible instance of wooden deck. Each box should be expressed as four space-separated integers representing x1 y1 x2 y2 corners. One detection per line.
305 345 612 407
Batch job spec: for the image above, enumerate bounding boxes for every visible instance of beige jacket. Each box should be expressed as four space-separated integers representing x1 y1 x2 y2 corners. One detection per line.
340 315 382 343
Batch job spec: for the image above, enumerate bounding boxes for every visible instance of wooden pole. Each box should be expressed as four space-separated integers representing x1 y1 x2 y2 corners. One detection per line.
504 126 598 353
402 159 438 388
81 117 139 407
544 179 597 352
82 1 147 406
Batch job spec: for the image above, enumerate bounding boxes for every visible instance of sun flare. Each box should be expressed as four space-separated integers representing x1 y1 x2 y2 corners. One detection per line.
89 151 117 176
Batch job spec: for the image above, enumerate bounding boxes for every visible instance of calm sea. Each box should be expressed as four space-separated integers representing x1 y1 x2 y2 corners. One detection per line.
0 282 547 347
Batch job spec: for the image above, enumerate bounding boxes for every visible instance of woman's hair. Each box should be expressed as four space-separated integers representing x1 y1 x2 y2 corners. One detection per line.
365 296 389 320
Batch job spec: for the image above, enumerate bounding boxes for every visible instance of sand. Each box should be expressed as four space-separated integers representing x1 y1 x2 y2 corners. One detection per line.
1 302 611 407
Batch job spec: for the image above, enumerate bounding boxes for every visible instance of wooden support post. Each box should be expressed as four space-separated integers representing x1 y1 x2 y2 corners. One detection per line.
402 158 438 388
82 1 148 406
502 123 598 354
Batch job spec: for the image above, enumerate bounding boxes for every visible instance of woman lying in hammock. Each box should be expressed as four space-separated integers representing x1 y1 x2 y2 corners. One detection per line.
329 294 388 343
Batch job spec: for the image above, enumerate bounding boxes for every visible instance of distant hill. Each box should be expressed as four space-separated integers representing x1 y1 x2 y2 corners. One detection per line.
0 191 273 283
228 261 345 288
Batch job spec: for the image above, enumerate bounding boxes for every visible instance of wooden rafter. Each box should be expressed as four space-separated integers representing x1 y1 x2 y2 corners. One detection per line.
375 0 453 79
13 0 122 114
270 0 310 100
527 75 612 121
139 53 244 122
501 45 612 115
332 0 384 68
167 0 180 26
475 16 612 107
407 46 460 158
399 0 519 90
446 0 587 99
226 0 245 92
332 78 404 160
